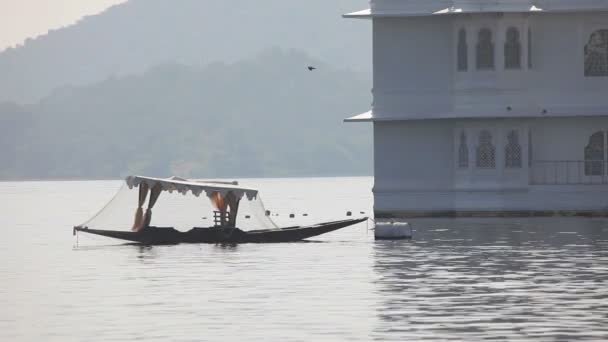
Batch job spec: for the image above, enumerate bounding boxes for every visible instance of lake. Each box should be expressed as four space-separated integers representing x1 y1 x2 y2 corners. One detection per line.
1 177 607 341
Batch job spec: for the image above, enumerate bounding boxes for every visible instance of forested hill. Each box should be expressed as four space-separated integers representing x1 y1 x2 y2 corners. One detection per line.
0 49 372 180
0 0 370 104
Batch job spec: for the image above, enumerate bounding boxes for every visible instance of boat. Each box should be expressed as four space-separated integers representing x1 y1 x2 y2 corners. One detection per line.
74 219 366 244
74 175 366 245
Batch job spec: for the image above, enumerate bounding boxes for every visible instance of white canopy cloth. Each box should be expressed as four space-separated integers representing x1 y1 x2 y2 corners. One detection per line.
80 175 278 231
125 175 258 200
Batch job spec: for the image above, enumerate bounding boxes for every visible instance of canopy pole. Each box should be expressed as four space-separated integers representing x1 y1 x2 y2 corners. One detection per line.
143 183 163 229
226 192 240 228
132 183 149 231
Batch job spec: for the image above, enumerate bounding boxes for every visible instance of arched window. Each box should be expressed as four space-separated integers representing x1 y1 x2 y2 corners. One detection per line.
458 131 469 168
585 30 608 77
527 28 532 69
505 27 521 69
476 130 496 168
476 28 495 70
585 131 605 175
457 29 468 71
505 130 522 168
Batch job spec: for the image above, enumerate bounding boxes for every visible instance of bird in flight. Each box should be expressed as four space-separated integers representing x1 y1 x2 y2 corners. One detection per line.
307 66 316 71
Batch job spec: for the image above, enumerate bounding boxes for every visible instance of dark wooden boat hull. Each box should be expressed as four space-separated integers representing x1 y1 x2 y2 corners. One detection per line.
74 218 367 244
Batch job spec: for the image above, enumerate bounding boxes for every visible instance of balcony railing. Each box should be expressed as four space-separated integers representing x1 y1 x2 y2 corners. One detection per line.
531 160 608 185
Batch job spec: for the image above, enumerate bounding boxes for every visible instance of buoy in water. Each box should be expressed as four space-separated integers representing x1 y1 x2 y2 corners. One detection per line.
346 211 352 216
374 222 412 240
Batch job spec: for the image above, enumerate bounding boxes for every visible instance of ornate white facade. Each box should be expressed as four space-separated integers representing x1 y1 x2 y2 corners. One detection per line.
345 0 608 218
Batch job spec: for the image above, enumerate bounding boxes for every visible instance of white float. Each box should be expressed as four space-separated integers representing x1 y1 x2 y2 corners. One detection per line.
374 221 412 240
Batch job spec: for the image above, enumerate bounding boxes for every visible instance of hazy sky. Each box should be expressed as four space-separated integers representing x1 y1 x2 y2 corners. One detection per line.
0 0 126 50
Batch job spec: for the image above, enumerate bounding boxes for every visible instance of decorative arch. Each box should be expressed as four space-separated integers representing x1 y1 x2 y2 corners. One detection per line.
584 30 608 77
476 130 496 168
505 130 522 168
457 28 468 71
476 28 495 70
585 131 605 176
505 27 521 69
458 131 469 168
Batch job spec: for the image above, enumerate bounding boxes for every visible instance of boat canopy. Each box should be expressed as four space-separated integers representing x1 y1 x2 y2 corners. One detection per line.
126 175 259 200
79 175 278 233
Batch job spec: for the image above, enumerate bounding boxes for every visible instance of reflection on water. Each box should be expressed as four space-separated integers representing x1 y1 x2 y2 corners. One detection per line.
372 218 608 341
135 245 157 260
2 180 608 341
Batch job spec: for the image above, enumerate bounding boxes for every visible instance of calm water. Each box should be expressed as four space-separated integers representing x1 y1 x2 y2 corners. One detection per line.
1 177 607 341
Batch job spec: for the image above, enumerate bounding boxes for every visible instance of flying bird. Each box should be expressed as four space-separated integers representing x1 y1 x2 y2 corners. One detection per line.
307 66 316 71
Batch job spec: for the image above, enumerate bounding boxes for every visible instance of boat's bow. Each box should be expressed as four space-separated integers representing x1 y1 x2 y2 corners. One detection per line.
241 217 368 242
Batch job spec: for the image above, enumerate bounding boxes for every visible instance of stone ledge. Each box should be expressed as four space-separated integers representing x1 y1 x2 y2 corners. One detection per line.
375 209 608 218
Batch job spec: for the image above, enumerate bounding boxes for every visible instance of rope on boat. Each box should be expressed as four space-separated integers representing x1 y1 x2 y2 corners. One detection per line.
366 217 376 233
72 226 80 247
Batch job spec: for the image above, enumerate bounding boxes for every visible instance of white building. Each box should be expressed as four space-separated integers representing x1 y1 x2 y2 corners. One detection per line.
345 0 608 218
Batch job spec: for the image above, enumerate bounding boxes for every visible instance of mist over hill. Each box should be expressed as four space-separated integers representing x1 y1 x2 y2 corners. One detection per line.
0 49 372 180
0 0 370 104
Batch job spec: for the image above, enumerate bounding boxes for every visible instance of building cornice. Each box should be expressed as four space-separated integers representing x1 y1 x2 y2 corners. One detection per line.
344 0 608 19
345 109 608 122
